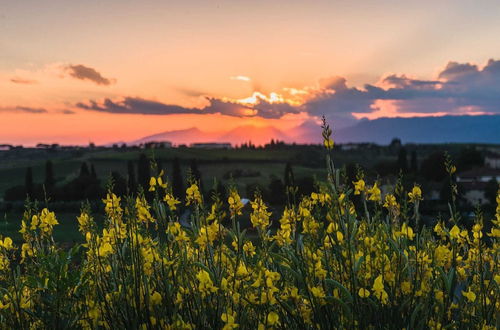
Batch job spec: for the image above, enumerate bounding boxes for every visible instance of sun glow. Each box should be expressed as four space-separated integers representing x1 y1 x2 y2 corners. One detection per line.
236 91 302 106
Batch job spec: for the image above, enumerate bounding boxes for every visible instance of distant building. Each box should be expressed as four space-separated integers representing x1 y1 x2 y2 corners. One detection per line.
485 152 500 169
457 168 500 205
456 168 500 183
190 142 231 149
460 182 489 205
340 143 360 151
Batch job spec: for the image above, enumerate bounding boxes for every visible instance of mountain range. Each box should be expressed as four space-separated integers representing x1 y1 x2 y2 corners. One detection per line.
130 115 500 146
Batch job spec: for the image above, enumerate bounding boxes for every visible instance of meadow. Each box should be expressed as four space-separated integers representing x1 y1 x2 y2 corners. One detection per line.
0 122 498 329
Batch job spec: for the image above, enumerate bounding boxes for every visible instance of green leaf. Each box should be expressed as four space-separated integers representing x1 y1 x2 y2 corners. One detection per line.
325 279 353 304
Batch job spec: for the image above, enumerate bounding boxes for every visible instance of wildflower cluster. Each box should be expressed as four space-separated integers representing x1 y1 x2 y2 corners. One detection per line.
0 154 498 329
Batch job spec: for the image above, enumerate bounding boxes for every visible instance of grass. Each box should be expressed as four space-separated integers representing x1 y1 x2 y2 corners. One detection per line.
0 212 86 244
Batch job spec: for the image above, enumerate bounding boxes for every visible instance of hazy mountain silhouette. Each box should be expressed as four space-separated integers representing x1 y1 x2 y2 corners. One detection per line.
219 125 290 146
130 115 500 146
132 127 219 145
334 115 500 144
288 120 323 144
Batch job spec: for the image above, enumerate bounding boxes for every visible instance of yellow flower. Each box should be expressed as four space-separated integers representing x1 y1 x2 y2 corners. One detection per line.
221 309 238 330
236 263 250 278
196 270 217 297
266 311 280 326
449 225 460 240
401 281 411 294
98 242 113 257
103 193 123 217
186 184 202 205
358 288 370 298
77 212 92 233
367 183 381 202
164 193 180 211
323 138 334 149
149 176 157 191
150 291 162 305
35 208 59 234
157 170 167 188
383 194 399 213
243 241 256 257
408 185 422 203
372 275 388 304
136 197 155 224
353 179 366 195
228 189 244 216
401 223 415 240
250 196 271 232
462 289 476 302
310 286 325 299
0 237 14 250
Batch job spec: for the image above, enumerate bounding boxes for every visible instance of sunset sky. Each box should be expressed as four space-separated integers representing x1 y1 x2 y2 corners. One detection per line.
2 0 500 145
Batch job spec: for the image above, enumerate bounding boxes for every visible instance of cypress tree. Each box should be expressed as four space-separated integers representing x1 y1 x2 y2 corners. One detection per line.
137 153 150 190
172 158 184 200
284 162 295 188
79 162 90 177
410 150 418 173
44 160 55 188
397 147 408 173
25 167 33 197
127 160 137 193
190 159 202 182
90 164 97 180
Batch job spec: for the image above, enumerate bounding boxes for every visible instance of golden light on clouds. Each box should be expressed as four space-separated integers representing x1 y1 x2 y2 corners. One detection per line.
230 75 251 82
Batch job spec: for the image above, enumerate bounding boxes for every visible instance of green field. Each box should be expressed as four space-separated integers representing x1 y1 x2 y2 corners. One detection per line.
0 212 86 243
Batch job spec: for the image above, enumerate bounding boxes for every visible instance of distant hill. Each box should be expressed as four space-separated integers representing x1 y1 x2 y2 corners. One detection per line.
219 125 290 146
131 127 219 145
130 125 291 146
334 115 500 144
130 115 500 146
